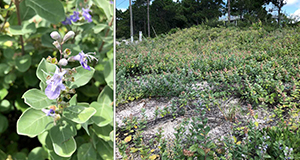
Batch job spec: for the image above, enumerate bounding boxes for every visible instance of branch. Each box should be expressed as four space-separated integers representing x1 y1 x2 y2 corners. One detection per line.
14 0 25 55
98 16 114 53
0 1 13 32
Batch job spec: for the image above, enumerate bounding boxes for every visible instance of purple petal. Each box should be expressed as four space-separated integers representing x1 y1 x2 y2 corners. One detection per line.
45 83 61 99
80 60 90 70
62 17 72 25
70 11 80 22
82 8 92 22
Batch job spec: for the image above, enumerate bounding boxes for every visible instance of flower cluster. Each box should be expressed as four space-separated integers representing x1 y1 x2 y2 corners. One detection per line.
45 67 66 99
282 146 293 160
62 7 92 25
69 51 98 70
45 31 97 100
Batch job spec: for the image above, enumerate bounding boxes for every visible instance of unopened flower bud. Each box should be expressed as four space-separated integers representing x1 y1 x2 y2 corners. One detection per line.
54 114 61 121
58 58 68 66
46 56 52 62
65 94 71 99
51 57 58 64
63 31 75 43
64 48 71 58
53 41 61 50
50 31 62 42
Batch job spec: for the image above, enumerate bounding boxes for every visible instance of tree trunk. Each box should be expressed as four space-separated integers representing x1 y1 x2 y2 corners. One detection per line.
147 0 150 37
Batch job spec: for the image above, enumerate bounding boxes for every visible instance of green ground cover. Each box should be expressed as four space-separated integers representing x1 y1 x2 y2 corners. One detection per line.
116 24 300 159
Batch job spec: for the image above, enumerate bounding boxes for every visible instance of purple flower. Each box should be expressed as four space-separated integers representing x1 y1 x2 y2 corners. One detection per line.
70 11 80 22
45 67 67 99
42 108 55 117
62 17 72 25
82 8 92 22
70 51 97 70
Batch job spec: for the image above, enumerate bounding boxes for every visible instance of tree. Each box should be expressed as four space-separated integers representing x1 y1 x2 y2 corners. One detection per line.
181 0 224 26
270 0 286 26
116 9 130 39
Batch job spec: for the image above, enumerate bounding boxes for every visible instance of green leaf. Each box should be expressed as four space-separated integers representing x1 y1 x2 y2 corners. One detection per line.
0 35 15 43
63 105 96 123
69 94 77 106
96 138 113 160
12 152 27 160
77 143 97 160
0 88 8 100
90 102 113 127
3 48 15 59
36 58 56 83
14 98 29 112
15 55 31 72
0 99 10 112
67 66 95 89
38 131 48 148
81 122 90 136
0 149 6 160
78 84 99 97
39 81 46 91
49 124 76 157
17 108 53 137
25 0 66 24
0 64 9 77
41 33 54 48
92 0 113 19
9 22 36 35
28 147 48 160
24 69 38 86
91 124 112 141
4 72 16 84
49 150 71 160
19 0 36 21
93 24 107 34
97 85 113 103
0 114 8 133
22 89 56 109
103 59 113 89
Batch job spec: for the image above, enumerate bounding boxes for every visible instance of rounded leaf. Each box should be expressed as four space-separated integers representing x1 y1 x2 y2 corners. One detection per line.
103 59 113 89
17 108 54 137
77 143 97 160
63 105 96 124
67 66 95 89
15 55 31 72
49 125 76 157
25 0 66 24
36 58 56 83
22 89 56 109
0 114 8 133
90 102 113 127
28 147 48 160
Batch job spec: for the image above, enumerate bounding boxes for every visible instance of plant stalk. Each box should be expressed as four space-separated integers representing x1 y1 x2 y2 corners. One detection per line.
0 1 13 32
14 0 25 55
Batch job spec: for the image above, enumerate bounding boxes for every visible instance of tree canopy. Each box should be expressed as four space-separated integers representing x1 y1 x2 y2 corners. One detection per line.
116 0 290 39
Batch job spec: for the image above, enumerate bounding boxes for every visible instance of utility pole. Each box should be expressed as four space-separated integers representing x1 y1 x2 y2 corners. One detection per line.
147 0 150 37
227 0 230 23
129 0 133 42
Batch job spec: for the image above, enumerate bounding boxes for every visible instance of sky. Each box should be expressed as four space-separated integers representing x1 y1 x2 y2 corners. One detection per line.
116 0 300 19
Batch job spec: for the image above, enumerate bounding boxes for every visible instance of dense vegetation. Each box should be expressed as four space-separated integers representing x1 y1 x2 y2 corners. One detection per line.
116 24 300 159
116 0 294 39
